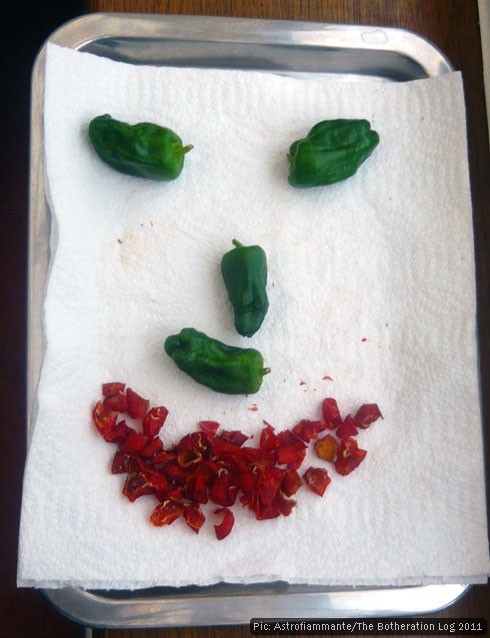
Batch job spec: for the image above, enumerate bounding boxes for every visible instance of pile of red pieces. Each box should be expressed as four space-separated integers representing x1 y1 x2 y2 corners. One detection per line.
92 383 383 540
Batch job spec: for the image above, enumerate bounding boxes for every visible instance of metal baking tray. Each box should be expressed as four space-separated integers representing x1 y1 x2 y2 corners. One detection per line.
28 12 470 628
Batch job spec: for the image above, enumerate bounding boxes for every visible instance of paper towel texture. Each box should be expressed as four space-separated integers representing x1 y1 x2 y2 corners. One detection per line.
18 43 489 589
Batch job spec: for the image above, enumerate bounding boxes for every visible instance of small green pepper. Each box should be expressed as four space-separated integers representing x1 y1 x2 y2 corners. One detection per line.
221 239 269 338
287 118 379 188
164 328 270 395
88 114 193 181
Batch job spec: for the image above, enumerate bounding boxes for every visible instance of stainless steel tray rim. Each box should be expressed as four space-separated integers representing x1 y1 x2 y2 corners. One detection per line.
42 583 471 629
45 13 453 78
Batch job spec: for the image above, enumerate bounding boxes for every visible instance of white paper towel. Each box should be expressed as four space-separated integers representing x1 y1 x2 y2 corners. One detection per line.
17 42 489 589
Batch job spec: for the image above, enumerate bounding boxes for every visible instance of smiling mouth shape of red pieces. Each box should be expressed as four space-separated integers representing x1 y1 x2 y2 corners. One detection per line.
92 384 383 540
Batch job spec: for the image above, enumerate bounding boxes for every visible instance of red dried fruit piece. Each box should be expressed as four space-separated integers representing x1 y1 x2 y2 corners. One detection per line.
219 430 249 446
209 473 237 507
162 460 187 486
281 469 303 497
314 433 338 462
183 504 206 534
335 437 367 475
126 387 150 419
211 436 243 459
313 420 329 434
150 499 184 527
274 492 296 517
238 469 256 498
111 451 136 474
199 420 220 439
150 449 176 468
276 440 306 470
177 447 202 468
240 446 276 469
167 485 184 502
254 502 282 520
336 415 359 440
321 398 342 429
354 403 383 429
186 472 209 504
118 428 150 453
103 391 128 413
142 406 168 438
214 507 235 540
139 436 165 458
303 467 331 496
174 431 209 455
93 403 130 443
257 467 284 506
292 419 321 443
102 382 126 397
142 468 169 493
259 422 279 451
92 401 118 440
123 473 155 502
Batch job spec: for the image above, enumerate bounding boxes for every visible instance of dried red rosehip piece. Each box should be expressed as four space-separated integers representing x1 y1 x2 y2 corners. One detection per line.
209 473 237 507
314 433 338 462
214 508 234 540
335 437 367 475
354 403 383 429
186 472 209 504
281 468 303 497
123 473 155 502
150 499 184 526
259 423 279 451
303 467 331 496
274 492 296 517
336 415 359 440
139 436 164 458
111 451 135 475
92 401 118 440
118 428 150 453
321 398 342 429
126 387 150 419
257 467 284 506
211 436 243 459
219 430 249 446
142 406 168 438
276 441 306 470
102 382 126 397
183 503 206 533
103 391 128 413
292 419 321 443
199 420 220 439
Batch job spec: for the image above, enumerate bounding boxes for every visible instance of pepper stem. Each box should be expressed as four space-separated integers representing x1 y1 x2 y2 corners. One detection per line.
262 367 271 376
181 144 194 155
232 239 244 248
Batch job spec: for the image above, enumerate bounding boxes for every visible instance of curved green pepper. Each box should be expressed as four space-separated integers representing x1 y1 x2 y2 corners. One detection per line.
164 328 270 395
221 239 269 338
88 114 193 181
287 118 379 188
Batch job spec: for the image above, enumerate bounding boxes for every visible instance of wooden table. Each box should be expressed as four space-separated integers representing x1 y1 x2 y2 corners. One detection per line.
1 1 489 637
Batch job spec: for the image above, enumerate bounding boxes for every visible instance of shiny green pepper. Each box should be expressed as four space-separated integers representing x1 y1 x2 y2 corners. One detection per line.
164 328 270 395
287 119 379 188
221 239 269 338
88 114 193 181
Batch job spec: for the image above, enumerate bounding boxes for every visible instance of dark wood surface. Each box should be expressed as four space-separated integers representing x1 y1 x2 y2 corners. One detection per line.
1 1 489 637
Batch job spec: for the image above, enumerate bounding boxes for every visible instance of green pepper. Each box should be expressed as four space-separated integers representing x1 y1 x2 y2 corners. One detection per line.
287 118 379 188
220 239 269 338
88 114 193 181
164 328 270 395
